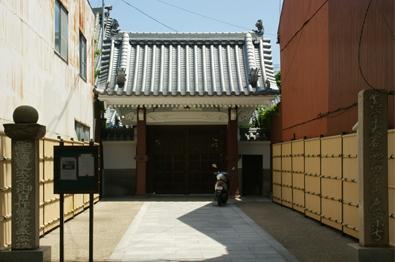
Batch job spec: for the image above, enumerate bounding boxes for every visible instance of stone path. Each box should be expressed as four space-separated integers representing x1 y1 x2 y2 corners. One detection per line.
109 201 296 262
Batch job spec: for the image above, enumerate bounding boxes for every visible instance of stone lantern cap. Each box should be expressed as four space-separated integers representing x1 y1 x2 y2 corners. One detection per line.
3 106 45 140
13 105 39 124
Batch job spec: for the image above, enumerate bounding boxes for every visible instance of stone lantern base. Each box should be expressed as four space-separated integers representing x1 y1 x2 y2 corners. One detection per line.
349 243 395 262
0 246 51 262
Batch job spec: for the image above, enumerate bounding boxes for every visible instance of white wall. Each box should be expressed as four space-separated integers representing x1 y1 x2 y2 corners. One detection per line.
0 0 95 139
238 141 271 169
103 141 136 169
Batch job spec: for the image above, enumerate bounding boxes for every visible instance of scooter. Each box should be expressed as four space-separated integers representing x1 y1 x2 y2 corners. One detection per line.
212 164 231 206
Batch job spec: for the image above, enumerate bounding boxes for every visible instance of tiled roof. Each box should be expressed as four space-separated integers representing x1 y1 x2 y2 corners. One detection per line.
96 32 277 96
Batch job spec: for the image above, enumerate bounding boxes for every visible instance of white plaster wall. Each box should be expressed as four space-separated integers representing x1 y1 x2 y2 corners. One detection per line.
238 141 271 169
0 0 95 139
103 141 136 169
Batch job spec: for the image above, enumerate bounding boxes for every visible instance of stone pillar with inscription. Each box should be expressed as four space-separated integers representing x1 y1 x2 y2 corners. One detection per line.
0 106 51 262
350 90 394 262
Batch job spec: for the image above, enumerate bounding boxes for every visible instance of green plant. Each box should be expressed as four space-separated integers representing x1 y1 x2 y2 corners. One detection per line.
94 49 101 58
275 71 281 91
94 68 101 78
254 103 280 138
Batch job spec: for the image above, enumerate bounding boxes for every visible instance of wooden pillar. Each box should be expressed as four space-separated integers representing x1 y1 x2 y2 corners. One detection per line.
93 95 105 197
227 107 239 196
93 94 105 143
136 106 147 195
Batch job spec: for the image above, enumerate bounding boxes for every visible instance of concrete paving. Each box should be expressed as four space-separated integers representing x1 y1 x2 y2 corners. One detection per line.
40 200 142 262
109 201 296 262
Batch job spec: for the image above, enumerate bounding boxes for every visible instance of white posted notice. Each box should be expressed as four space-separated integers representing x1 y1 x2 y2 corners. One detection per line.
78 154 95 177
60 157 77 180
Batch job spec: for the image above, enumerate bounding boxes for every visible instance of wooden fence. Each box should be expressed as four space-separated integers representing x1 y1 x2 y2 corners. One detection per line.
272 130 395 246
0 133 99 249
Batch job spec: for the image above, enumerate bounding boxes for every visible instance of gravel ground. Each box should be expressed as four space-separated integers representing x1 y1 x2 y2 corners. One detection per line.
235 198 358 262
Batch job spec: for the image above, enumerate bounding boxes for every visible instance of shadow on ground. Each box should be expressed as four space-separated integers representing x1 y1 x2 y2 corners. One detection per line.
236 197 358 262
176 201 293 262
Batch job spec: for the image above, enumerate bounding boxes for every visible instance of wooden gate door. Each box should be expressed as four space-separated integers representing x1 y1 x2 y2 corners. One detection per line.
147 126 225 194
147 127 187 194
188 126 225 194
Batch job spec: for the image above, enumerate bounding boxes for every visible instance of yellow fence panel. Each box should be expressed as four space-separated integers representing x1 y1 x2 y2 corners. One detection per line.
342 133 359 238
322 158 342 178
322 178 341 200
343 182 358 206
322 198 342 230
293 173 304 190
282 186 293 208
305 138 320 177
39 139 45 236
305 176 320 195
273 171 282 184
0 134 12 249
293 189 305 213
64 195 74 220
83 194 90 208
273 157 281 171
43 139 58 234
73 194 85 214
282 172 292 187
281 142 292 207
305 138 320 156
292 140 305 213
292 157 304 177
343 205 359 238
305 158 320 177
305 194 321 221
272 184 282 203
281 147 292 172
343 158 357 182
321 136 343 231
272 130 394 246
272 144 282 157
321 135 342 157
388 130 395 246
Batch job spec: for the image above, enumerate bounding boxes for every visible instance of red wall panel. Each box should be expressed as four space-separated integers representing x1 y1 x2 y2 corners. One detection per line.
279 0 330 141
278 0 394 141
327 0 394 135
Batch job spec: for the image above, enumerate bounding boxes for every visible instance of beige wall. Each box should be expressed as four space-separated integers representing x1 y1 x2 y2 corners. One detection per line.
103 141 136 169
238 141 271 169
0 0 95 139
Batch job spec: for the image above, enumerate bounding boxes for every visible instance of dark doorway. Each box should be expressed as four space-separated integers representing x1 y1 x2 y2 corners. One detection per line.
242 155 263 195
147 126 226 194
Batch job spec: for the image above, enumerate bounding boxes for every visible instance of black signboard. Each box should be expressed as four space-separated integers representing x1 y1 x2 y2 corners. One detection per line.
54 146 99 194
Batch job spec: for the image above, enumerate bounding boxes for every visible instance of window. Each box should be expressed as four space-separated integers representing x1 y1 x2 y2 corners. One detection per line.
75 121 90 141
55 0 68 60
79 33 87 80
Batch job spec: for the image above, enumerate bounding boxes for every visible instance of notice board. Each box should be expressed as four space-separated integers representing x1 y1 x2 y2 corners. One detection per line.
54 145 99 194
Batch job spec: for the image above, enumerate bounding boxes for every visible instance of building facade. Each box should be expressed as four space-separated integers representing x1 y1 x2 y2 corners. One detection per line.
96 25 278 196
275 0 394 142
0 0 96 140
